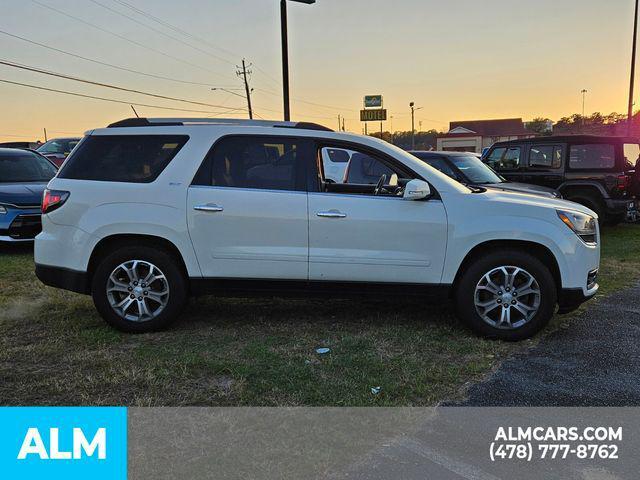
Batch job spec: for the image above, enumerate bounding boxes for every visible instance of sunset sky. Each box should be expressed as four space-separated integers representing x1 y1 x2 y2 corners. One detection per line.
0 0 638 142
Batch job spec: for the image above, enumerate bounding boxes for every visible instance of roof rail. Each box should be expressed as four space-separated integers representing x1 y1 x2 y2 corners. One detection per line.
107 117 333 132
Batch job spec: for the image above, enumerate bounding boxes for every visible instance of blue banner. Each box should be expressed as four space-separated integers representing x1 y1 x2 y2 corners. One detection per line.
0 407 127 480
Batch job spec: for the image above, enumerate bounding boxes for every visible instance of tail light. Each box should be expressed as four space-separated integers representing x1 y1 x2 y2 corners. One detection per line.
42 189 69 214
617 174 630 192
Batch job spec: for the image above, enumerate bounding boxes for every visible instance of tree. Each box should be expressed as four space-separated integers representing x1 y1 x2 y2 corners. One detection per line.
526 117 553 135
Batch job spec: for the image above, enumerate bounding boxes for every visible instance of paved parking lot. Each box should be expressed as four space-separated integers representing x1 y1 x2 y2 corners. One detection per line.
458 281 640 406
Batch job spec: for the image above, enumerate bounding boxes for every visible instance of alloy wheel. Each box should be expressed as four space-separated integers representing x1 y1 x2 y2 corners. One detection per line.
106 260 170 322
474 266 541 329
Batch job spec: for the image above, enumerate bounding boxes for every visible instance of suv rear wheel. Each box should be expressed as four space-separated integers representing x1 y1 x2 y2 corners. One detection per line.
455 250 557 341
91 246 187 332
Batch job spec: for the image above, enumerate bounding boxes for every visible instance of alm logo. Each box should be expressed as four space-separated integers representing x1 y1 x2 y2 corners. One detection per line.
17 427 107 460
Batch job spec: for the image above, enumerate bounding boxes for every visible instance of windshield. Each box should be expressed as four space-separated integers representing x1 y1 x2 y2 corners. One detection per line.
37 139 79 155
450 155 504 184
0 151 57 182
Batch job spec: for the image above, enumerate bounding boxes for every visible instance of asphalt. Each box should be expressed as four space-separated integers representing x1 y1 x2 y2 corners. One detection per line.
457 280 640 406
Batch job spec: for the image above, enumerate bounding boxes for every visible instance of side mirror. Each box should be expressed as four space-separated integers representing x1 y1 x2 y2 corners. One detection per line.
403 179 431 200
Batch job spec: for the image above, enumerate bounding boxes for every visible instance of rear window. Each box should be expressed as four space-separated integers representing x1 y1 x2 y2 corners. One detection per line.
569 144 615 170
58 135 188 183
0 151 57 182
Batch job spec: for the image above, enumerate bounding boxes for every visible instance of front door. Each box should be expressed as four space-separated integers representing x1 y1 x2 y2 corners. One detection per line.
187 135 313 279
308 146 448 284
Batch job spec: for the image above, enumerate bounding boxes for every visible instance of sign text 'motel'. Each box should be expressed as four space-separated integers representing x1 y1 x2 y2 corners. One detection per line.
360 109 387 122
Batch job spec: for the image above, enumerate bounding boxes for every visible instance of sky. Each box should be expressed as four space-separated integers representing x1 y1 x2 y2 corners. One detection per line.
0 0 637 142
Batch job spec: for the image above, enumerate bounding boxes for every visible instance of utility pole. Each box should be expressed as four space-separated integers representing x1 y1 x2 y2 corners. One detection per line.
43 128 47 142
410 102 416 150
581 89 588 131
341 117 345 132
237 59 253 119
337 114 341 131
629 0 639 135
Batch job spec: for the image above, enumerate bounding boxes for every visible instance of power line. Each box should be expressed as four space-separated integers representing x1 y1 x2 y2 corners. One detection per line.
0 29 235 88
87 0 237 67
111 0 283 91
30 0 236 81
0 78 247 116
112 0 239 60
0 59 246 111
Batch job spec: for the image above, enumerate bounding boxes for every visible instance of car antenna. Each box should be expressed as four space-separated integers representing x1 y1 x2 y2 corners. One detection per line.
130 105 140 118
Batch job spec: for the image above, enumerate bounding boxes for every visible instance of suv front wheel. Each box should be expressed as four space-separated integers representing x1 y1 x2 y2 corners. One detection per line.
455 250 557 341
91 246 188 332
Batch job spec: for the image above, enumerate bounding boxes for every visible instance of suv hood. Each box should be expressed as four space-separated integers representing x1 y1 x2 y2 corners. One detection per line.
480 188 597 217
0 182 47 207
480 182 560 199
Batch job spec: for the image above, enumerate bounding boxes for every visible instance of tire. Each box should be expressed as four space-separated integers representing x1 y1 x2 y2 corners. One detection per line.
91 245 188 333
454 249 557 341
563 193 604 224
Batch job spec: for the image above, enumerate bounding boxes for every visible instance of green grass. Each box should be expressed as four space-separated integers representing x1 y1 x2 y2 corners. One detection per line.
1 224 639 406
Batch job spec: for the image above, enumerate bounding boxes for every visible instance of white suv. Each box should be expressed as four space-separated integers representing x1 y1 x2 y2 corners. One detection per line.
35 118 600 340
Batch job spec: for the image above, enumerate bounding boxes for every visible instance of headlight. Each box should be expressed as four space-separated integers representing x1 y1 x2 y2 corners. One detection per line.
557 209 597 244
0 205 7 214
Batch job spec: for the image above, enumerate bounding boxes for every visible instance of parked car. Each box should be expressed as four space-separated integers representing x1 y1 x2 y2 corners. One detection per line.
0 148 57 242
36 137 81 167
409 151 561 198
321 147 354 183
482 136 638 224
35 118 600 341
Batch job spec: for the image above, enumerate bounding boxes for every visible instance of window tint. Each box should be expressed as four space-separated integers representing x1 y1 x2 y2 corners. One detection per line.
0 151 57 182
344 152 399 184
486 146 521 171
58 135 187 183
194 136 310 191
529 145 562 168
569 144 615 170
484 147 505 170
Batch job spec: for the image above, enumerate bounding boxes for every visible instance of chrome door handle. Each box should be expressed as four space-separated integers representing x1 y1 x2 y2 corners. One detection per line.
317 210 347 218
194 204 224 212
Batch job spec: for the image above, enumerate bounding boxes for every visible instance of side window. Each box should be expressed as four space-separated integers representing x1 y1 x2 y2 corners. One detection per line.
529 145 562 169
569 144 615 170
343 152 398 184
318 146 410 196
193 136 311 191
484 147 506 170
58 135 188 183
501 147 521 170
623 143 640 169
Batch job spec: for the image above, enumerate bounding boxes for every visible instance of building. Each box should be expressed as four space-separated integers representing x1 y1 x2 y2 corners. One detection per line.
436 118 536 153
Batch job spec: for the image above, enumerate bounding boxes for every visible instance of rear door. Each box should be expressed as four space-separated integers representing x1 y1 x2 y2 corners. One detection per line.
187 135 313 279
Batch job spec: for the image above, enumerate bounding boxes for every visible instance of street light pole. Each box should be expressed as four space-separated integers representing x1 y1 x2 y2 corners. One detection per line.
280 0 315 122
628 0 639 135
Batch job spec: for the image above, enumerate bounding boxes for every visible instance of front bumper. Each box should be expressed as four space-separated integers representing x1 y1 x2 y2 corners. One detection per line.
0 207 42 242
557 281 599 314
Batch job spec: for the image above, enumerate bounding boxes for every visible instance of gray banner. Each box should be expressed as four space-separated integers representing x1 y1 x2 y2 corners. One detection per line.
129 407 640 479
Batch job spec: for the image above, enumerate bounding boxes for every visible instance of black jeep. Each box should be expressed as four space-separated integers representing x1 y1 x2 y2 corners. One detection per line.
482 135 638 224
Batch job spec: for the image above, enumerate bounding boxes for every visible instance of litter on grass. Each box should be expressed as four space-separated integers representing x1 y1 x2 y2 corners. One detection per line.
371 386 382 395
316 348 331 354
